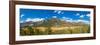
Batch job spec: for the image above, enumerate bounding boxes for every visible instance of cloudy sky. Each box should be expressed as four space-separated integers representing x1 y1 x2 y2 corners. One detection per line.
20 8 90 24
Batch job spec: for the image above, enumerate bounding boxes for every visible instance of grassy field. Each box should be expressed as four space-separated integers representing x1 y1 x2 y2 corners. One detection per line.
20 25 90 36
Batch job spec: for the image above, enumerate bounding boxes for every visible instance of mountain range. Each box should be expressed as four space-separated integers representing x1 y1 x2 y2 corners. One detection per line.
20 18 88 28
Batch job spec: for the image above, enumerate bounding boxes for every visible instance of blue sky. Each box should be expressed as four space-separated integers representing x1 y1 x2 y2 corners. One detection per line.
20 8 90 24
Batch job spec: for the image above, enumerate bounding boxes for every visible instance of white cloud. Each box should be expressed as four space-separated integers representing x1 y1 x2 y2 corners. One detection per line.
54 10 63 14
62 17 72 20
66 19 73 22
20 14 24 18
25 18 45 22
77 20 90 24
76 13 80 16
80 15 84 18
86 14 90 17
68 19 89 24
61 17 73 22
62 17 66 19
52 16 57 18
61 17 89 24
54 10 57 13
58 11 61 14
